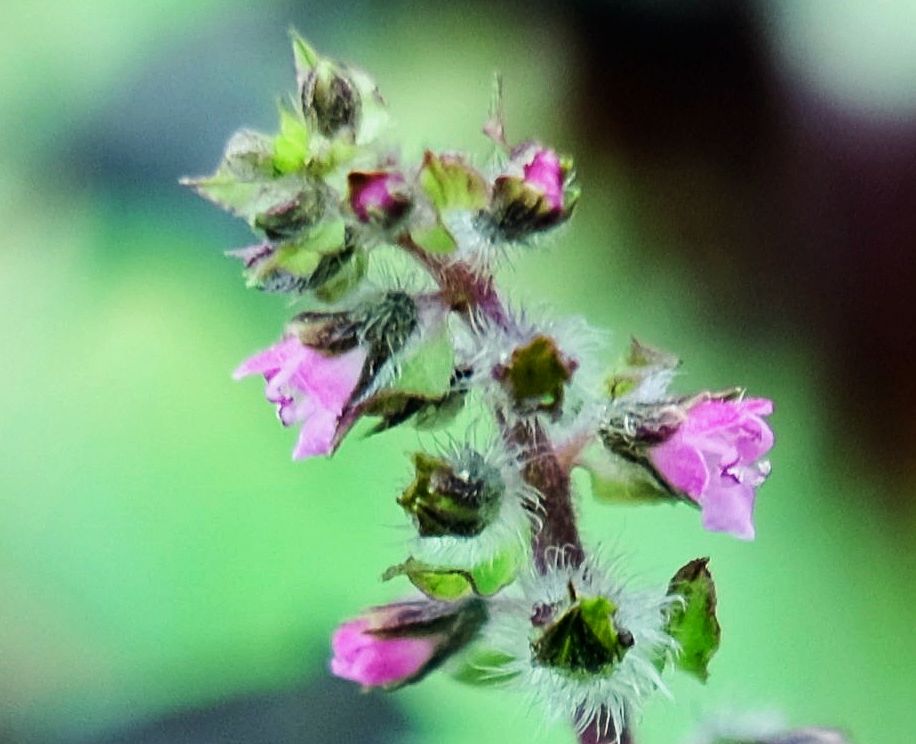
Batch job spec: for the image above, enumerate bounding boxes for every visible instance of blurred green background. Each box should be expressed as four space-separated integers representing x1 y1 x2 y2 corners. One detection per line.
2 1 914 743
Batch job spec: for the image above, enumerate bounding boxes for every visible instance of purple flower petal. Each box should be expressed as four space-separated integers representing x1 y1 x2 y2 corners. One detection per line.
649 439 708 497
650 396 774 539
234 337 367 460
523 149 564 211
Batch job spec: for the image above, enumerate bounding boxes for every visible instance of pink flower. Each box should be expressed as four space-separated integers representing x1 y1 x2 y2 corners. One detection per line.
523 148 564 211
330 616 438 688
649 397 774 540
233 336 367 459
348 170 410 225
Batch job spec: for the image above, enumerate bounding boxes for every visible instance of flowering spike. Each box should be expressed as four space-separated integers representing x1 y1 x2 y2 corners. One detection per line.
189 34 797 744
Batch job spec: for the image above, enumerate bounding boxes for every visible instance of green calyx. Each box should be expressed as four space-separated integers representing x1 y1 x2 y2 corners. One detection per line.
398 451 505 538
500 335 574 415
531 595 633 674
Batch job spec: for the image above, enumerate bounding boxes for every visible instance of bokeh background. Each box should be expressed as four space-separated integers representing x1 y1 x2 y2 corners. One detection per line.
2 1 915 742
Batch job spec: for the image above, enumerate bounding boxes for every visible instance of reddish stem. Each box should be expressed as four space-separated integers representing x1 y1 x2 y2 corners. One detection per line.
396 232 631 744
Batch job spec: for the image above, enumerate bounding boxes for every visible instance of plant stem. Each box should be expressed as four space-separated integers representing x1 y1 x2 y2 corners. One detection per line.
506 418 584 572
398 242 630 744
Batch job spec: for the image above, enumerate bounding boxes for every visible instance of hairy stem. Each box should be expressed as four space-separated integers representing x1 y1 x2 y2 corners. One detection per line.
399 240 630 744
579 718 633 744
506 418 584 572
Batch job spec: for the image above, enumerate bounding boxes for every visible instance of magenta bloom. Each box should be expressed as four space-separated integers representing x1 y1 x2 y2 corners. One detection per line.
233 336 367 459
331 617 437 688
348 170 410 224
523 148 564 211
649 397 774 540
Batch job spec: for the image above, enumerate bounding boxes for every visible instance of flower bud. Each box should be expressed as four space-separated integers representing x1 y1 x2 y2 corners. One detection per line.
253 188 326 240
295 40 361 139
348 170 412 227
399 450 505 538
485 144 578 241
330 598 487 688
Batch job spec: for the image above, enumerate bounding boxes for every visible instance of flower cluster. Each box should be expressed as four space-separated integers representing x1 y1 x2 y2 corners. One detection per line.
187 34 795 744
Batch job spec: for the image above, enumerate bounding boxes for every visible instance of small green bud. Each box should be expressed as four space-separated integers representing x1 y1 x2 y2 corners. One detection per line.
531 594 634 674
399 451 505 538
293 36 361 139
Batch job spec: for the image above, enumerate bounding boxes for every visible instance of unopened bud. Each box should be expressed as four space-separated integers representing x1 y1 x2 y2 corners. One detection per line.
485 144 578 241
348 170 412 227
330 598 487 688
253 188 326 240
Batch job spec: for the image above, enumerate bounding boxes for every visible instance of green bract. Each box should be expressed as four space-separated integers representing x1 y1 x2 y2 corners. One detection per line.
382 550 519 601
665 558 721 681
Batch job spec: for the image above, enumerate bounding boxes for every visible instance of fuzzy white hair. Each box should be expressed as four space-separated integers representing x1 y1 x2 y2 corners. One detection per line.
482 551 679 741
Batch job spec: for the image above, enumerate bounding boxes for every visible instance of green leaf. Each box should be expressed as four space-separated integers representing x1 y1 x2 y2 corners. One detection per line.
182 130 304 222
273 106 310 174
665 557 721 681
298 218 346 254
419 151 489 212
290 30 319 74
349 66 389 145
388 325 455 399
270 244 322 278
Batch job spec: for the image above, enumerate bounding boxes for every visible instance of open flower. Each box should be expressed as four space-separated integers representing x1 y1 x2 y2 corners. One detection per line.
649 398 774 540
233 336 366 459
